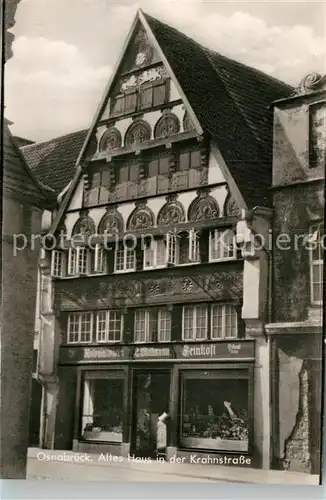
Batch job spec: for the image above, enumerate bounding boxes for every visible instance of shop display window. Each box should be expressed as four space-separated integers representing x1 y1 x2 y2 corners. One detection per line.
180 371 249 452
81 371 124 442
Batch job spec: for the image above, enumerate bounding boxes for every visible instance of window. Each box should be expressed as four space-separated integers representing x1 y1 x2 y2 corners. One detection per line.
309 102 326 169
134 308 171 343
144 239 166 269
82 371 124 442
309 222 324 304
209 229 236 262
93 244 106 274
153 83 167 107
158 309 171 342
67 312 93 344
68 247 77 276
182 305 208 340
51 250 65 278
111 81 169 118
114 242 136 273
148 155 172 178
211 304 238 339
180 372 249 452
179 150 201 171
139 86 153 110
167 230 200 266
96 311 123 342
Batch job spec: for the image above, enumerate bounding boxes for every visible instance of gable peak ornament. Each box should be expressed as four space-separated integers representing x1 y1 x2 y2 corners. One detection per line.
294 72 326 95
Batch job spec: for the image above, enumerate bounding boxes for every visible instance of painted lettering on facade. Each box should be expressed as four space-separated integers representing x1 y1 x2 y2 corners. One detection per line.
227 343 242 355
133 347 171 358
84 347 122 360
181 344 217 357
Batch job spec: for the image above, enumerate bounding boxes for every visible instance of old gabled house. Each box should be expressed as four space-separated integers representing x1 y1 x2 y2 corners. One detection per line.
26 10 295 469
267 73 325 474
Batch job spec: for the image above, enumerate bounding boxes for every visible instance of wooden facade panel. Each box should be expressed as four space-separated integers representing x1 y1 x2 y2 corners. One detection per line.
54 262 244 311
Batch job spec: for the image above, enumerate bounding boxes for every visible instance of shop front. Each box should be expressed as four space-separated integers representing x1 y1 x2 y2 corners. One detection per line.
57 340 255 462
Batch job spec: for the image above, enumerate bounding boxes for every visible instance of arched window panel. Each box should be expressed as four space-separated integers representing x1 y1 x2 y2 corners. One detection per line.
125 120 151 148
157 199 186 226
72 216 96 237
183 111 196 132
188 193 219 222
99 127 122 153
224 195 241 217
98 209 124 234
127 203 155 231
154 112 180 140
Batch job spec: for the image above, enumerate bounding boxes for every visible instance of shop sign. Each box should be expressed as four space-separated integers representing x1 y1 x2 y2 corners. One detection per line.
176 341 254 360
133 346 172 359
59 345 131 364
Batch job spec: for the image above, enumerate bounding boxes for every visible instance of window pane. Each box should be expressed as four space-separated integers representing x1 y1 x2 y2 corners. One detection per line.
153 83 166 107
195 306 207 339
158 309 171 342
68 313 80 343
148 309 157 342
68 248 77 275
129 164 139 183
134 310 147 342
80 313 92 342
96 311 107 342
148 159 159 177
183 306 194 340
139 87 153 110
78 248 88 274
108 311 122 342
190 150 201 168
211 305 223 339
112 96 124 116
159 157 170 175
144 245 155 268
119 165 129 184
181 377 249 451
178 233 190 264
156 240 166 267
82 376 123 442
179 152 189 171
125 92 137 114
125 249 135 270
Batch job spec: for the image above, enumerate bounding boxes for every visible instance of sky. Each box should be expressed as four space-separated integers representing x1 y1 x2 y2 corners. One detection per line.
5 0 326 142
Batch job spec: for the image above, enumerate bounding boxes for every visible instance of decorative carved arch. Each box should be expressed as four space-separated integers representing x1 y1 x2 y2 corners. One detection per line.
99 127 122 152
157 196 186 226
224 194 240 217
188 192 219 222
183 111 195 132
154 112 180 139
72 215 96 237
127 202 155 230
125 119 151 148
98 208 124 234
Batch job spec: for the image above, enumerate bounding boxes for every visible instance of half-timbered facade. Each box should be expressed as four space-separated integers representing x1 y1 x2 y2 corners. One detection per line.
33 10 294 468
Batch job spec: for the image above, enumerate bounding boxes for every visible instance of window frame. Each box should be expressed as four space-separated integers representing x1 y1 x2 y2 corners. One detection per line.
143 239 167 270
134 308 171 343
309 221 324 305
95 310 123 343
114 243 136 273
67 312 94 344
209 228 237 263
182 305 208 341
210 304 238 340
51 250 65 278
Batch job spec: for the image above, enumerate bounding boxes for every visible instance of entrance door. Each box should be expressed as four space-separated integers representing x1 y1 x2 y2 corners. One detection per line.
131 370 170 458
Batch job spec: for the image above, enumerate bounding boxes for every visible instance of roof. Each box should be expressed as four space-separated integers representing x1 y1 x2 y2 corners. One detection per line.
143 12 293 206
20 129 88 195
3 120 53 207
13 136 35 148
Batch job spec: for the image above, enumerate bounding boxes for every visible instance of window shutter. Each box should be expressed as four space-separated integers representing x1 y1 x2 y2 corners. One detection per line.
171 305 182 342
106 245 115 274
94 244 103 273
199 229 209 264
135 240 143 271
123 309 134 343
166 232 177 265
188 229 199 262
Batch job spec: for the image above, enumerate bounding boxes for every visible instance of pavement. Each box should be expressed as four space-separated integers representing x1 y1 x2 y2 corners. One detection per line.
27 448 320 485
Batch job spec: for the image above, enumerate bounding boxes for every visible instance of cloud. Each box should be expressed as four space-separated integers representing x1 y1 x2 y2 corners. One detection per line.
5 36 111 140
5 0 326 141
